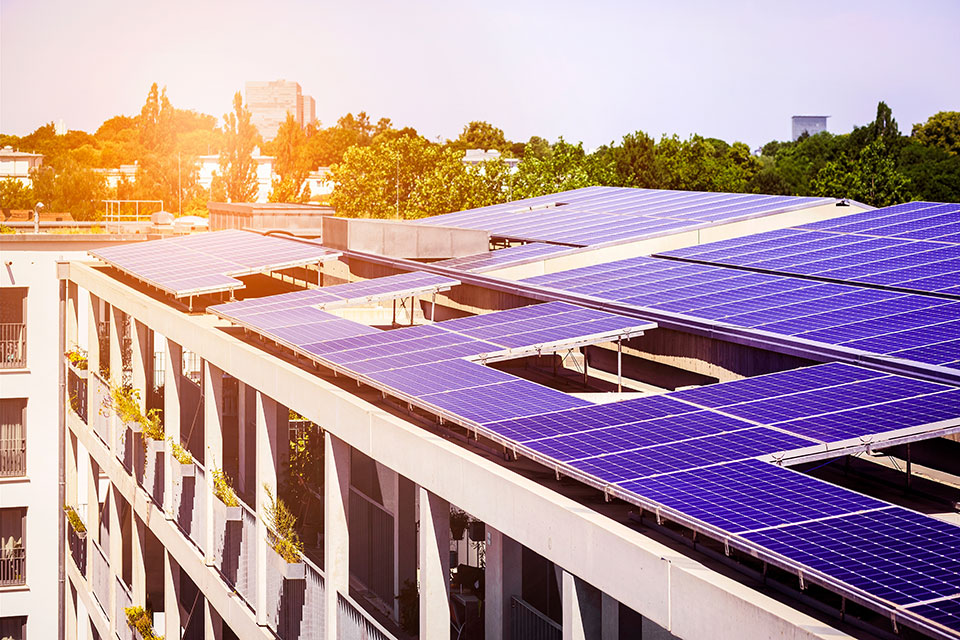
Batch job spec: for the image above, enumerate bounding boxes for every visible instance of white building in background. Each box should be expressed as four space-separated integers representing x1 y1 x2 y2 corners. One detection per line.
197 154 333 204
462 149 519 170
0 232 143 640
792 115 829 141
245 80 317 141
0 147 44 186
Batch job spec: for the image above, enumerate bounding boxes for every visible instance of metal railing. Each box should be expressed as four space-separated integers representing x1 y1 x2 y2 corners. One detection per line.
0 323 26 369
116 576 134 640
349 489 395 606
90 539 110 617
0 545 25 586
68 367 89 424
90 371 111 445
175 462 206 554
67 524 87 575
0 426 25 477
337 592 397 640
511 596 561 640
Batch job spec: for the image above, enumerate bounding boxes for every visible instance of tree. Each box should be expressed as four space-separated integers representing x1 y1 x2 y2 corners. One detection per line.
523 136 552 160
410 154 512 217
811 140 910 207
609 130 656 187
912 111 960 156
30 159 107 220
268 114 311 203
211 92 260 203
0 179 35 210
511 138 612 199
898 140 960 202
447 121 510 153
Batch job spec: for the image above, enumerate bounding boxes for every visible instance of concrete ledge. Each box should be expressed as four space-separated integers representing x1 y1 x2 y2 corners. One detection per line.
322 217 488 258
67 554 110 640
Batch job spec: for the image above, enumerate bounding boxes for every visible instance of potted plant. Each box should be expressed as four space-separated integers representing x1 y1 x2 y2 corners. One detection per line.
141 408 165 454
450 507 469 541
124 605 161 640
170 440 195 477
64 346 88 377
111 384 144 433
63 505 87 538
212 469 242 521
264 485 305 579
468 518 485 542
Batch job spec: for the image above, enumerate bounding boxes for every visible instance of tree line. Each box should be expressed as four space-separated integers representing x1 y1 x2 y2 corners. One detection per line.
1 86 958 221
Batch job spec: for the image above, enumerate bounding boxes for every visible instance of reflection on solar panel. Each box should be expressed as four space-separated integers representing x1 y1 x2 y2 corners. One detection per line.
433 243 574 272
522 255 960 371
414 186 834 246
91 230 340 298
659 202 960 296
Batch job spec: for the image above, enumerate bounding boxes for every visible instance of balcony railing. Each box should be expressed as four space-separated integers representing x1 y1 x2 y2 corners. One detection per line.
90 539 110 617
511 595 562 640
337 591 397 640
0 545 25 586
68 367 89 424
116 576 134 640
0 323 26 369
67 523 87 576
0 428 26 477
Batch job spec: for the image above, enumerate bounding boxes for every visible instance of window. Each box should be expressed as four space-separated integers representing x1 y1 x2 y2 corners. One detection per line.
0 399 26 477
0 507 26 586
0 288 27 369
0 616 26 640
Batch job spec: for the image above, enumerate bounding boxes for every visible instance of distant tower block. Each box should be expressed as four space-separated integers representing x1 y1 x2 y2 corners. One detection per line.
245 80 317 141
792 115 829 141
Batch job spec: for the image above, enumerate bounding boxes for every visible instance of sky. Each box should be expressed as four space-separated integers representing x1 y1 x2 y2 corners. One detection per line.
2 0 959 150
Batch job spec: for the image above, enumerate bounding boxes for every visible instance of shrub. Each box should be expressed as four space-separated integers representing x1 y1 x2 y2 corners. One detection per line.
65 346 88 370
265 484 303 563
169 440 193 465
110 384 143 425
211 469 238 507
63 505 86 534
124 606 162 639
142 408 164 441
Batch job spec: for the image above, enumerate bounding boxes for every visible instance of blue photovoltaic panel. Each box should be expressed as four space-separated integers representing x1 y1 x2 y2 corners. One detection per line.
909 598 960 633
433 243 575 272
742 507 960 606
92 229 339 298
418 379 591 424
363 359 520 396
657 202 960 296
413 186 833 246
521 255 960 372
619 459 890 534
567 427 815 483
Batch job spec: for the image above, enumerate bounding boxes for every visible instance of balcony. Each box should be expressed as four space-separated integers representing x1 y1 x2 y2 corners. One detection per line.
0 323 26 369
0 429 25 478
0 544 25 587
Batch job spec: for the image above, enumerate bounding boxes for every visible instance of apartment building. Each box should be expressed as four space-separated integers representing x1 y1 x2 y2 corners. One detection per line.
245 80 317 141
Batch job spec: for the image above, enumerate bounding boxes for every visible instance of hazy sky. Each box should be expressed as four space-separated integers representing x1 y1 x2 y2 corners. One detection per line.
2 0 958 149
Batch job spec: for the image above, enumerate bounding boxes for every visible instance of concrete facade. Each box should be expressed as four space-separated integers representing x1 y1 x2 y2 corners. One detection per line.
322 217 490 259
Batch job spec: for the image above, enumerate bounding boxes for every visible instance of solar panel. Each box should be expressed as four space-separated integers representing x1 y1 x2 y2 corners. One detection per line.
413 187 834 247
418 378 591 424
742 507 960 606
657 202 960 296
91 230 340 298
618 459 890 534
521 255 960 372
908 598 960 633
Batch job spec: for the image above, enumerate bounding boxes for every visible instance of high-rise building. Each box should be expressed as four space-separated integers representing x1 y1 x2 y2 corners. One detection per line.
302 95 317 127
245 80 317 141
791 115 829 141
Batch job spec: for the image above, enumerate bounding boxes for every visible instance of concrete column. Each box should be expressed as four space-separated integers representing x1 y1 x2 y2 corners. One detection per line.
204 598 223 640
131 319 150 407
562 570 602 640
132 514 147 606
255 391 279 627
163 550 182 640
66 280 79 349
108 305 123 387
108 486 122 638
87 294 101 411
237 382 247 496
418 487 450 639
163 339 182 519
66 430 79 509
394 474 417 621
485 526 522 640
601 593 619 640
65 572 78 640
203 361 224 565
324 432 350 640
276 402 290 496
85 455 100 575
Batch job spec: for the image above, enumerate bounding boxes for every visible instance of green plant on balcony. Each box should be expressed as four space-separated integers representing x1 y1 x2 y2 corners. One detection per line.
141 408 164 441
264 484 303 563
170 440 193 465
110 383 143 426
124 605 162 640
65 346 88 370
63 505 86 535
211 469 239 507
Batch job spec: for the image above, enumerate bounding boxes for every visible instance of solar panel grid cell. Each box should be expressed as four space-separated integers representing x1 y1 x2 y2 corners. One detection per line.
909 598 960 632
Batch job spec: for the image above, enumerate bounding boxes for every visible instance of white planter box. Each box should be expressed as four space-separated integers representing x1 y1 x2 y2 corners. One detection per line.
125 419 142 434
178 462 195 477
146 438 165 454
67 361 89 379
225 505 242 521
281 559 305 580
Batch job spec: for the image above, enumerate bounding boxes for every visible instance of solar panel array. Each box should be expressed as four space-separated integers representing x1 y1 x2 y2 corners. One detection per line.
660 202 960 297
415 186 834 247
432 242 575 272
523 255 960 370
91 230 340 298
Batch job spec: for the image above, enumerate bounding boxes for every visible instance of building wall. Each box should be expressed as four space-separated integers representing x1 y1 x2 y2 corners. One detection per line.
0 236 134 640
0 151 44 185
792 116 828 141
245 80 303 141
